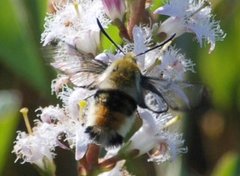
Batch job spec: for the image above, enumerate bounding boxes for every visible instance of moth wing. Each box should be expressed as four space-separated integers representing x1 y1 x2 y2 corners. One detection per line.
51 43 108 89
141 76 204 111
139 77 168 113
140 88 169 113
69 72 100 88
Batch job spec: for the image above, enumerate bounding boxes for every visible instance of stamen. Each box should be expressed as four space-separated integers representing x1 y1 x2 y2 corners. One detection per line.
164 115 181 128
78 100 87 121
72 0 80 16
20 107 33 135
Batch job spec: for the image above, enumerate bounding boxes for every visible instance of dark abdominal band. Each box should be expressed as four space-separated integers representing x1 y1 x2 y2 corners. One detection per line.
94 89 137 116
85 89 137 146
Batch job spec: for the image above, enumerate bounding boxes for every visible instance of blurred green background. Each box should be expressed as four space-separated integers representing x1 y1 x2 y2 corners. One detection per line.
0 0 240 176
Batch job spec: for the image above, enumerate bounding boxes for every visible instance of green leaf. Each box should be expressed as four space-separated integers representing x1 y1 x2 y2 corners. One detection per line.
0 91 21 175
211 152 240 176
149 0 164 12
0 0 50 94
199 2 240 111
101 25 122 53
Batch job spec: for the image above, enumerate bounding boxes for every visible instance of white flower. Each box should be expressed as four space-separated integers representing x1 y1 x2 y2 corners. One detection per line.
133 26 148 69
156 16 186 39
147 46 195 80
34 101 91 161
74 29 100 54
102 0 126 21
127 26 193 80
99 160 131 176
75 125 90 160
55 86 94 121
154 0 226 53
12 122 60 168
13 132 49 165
36 105 66 123
51 74 69 95
41 0 109 54
64 88 94 121
61 119 90 160
33 121 63 148
125 109 186 163
147 132 187 163
122 25 153 70
41 3 80 46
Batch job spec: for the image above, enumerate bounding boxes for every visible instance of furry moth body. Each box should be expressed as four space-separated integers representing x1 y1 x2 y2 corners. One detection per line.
85 54 141 147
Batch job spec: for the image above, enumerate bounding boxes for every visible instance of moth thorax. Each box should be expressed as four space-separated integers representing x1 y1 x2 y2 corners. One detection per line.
98 54 141 101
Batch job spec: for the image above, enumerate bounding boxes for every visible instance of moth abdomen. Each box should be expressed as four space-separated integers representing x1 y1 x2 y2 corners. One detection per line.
85 89 137 146
94 89 137 116
85 126 123 147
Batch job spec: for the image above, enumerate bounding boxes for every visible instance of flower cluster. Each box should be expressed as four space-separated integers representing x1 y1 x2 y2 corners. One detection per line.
13 0 225 175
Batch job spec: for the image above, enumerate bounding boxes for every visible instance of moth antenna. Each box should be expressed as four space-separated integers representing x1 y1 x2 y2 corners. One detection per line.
136 33 176 57
96 18 125 55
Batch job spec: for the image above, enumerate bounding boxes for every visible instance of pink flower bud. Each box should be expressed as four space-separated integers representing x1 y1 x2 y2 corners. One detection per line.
102 0 125 20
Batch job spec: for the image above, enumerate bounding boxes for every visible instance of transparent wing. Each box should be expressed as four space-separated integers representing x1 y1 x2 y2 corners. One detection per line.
141 76 204 111
142 89 169 113
51 43 107 89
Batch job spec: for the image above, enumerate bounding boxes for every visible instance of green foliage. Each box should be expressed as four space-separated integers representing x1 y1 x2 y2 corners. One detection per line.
199 1 240 112
0 0 50 94
211 152 240 176
101 25 122 53
149 0 164 12
0 91 21 175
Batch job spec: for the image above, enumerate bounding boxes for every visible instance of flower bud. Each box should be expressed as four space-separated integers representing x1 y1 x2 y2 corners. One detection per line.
158 17 185 40
74 29 100 55
102 0 126 21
